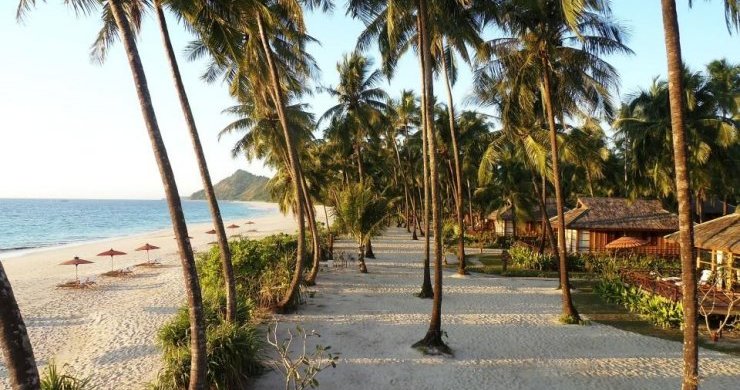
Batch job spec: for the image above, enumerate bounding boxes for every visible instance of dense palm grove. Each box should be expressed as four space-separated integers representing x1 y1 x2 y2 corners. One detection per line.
2 0 739 389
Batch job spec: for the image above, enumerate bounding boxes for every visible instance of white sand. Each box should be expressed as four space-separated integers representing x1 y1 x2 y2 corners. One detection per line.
0 204 298 389
253 228 740 390
3 221 740 389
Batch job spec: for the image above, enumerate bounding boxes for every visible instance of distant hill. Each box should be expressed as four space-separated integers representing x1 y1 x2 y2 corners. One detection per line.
190 170 271 202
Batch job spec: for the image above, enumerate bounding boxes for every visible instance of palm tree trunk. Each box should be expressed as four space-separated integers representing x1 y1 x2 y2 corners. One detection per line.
410 186 420 240
358 240 368 273
365 240 375 258
413 0 449 354
440 41 466 275
154 3 236 323
659 1 698 388
302 172 322 286
416 12 432 299
467 179 474 229
540 58 580 323
256 14 306 312
0 262 39 389
393 131 412 233
355 143 365 183
109 1 206 387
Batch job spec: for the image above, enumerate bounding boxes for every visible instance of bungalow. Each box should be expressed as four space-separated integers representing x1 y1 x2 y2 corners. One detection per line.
486 198 560 237
550 197 680 256
666 209 740 290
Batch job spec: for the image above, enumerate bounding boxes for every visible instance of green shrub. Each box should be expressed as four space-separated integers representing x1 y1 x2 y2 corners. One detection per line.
40 361 91 390
508 244 556 271
197 234 299 310
595 279 683 328
152 321 263 390
152 234 304 389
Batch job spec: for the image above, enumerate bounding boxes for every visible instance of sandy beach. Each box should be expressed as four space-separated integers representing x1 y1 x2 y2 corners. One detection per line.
252 228 740 390
2 221 740 389
0 204 298 389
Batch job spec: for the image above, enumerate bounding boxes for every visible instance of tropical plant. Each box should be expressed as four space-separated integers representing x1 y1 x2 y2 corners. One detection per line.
477 0 631 324
657 3 738 386
40 361 91 390
17 1 208 386
331 183 389 273
266 323 340 390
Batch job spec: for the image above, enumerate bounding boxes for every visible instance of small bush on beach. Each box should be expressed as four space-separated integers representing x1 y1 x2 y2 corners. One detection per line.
152 320 263 389
40 361 91 390
152 234 306 389
197 234 300 310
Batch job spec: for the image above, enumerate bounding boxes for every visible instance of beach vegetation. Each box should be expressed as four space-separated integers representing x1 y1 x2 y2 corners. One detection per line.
331 183 390 273
266 323 340 390
40 361 91 390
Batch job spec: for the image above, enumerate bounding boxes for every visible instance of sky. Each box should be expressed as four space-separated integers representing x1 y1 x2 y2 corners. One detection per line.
0 1 738 200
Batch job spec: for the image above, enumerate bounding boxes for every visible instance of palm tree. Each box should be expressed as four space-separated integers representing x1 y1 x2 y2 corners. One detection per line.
331 183 389 273
0 263 39 389
18 1 208 387
480 0 630 323
614 70 737 206
320 52 388 184
430 1 484 275
188 0 330 311
413 0 450 354
220 96 326 286
657 2 738 387
142 0 237 322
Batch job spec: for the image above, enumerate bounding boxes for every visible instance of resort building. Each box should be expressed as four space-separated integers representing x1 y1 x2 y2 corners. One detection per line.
666 209 740 290
550 197 680 256
486 198 560 237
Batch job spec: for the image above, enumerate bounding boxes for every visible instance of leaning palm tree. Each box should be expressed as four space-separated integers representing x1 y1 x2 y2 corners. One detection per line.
657 2 738 387
0 263 40 389
17 1 208 387
188 0 330 311
97 0 238 323
331 183 389 273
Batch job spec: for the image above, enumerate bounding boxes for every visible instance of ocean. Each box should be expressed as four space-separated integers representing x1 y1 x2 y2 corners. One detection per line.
0 199 276 253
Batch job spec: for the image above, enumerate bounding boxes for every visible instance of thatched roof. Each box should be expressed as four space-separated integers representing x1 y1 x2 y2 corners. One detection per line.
665 209 740 253
550 197 678 232
488 198 560 222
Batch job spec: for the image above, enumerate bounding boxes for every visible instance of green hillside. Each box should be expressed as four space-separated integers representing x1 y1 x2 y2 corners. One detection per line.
190 170 271 202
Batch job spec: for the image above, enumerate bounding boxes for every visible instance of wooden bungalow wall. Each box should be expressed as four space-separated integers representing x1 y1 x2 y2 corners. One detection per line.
589 230 680 256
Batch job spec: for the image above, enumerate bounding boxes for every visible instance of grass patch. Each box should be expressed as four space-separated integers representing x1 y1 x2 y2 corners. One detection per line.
571 280 740 356
464 254 594 280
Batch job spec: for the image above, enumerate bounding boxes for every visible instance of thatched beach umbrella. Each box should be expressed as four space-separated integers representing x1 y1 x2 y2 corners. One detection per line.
60 256 94 281
227 224 239 229
135 243 160 263
97 248 126 270
605 236 648 249
206 229 217 234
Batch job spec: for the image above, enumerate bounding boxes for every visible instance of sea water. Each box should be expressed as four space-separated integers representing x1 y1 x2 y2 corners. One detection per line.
0 198 276 253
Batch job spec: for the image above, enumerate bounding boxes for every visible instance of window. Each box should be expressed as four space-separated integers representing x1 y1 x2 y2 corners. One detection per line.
578 230 590 253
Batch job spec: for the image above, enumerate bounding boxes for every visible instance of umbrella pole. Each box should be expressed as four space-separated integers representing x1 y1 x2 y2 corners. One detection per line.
110 256 114 270
147 250 150 263
75 265 78 281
